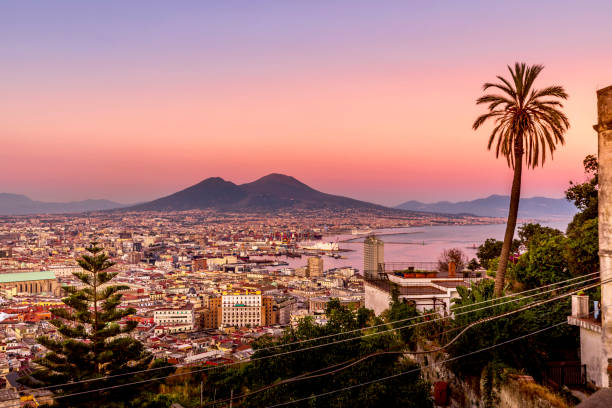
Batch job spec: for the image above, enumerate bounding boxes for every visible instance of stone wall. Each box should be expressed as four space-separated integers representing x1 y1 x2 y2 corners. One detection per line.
412 340 568 407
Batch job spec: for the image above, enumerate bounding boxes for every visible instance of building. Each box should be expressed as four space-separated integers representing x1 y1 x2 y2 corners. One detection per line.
364 262 468 314
192 258 207 272
0 271 59 295
568 294 605 387
365 276 465 314
202 293 278 328
569 85 612 391
277 298 297 325
307 256 323 278
202 297 222 329
127 252 143 264
48 265 81 278
363 235 384 279
262 296 278 326
221 293 262 327
153 305 194 332
308 296 364 314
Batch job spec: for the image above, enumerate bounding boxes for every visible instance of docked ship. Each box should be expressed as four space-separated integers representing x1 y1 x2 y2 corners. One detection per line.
301 242 339 251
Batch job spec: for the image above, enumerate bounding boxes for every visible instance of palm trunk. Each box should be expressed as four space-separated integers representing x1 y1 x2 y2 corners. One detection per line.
494 137 523 297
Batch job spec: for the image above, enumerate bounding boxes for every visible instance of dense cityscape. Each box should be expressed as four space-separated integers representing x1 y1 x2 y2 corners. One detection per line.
0 208 497 401
3 2 612 407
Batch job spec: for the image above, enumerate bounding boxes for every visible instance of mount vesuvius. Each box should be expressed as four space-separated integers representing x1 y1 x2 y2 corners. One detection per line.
124 174 397 212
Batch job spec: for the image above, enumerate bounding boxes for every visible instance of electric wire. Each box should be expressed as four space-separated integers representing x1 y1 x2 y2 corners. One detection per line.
20 273 599 395
43 278 603 402
264 321 568 407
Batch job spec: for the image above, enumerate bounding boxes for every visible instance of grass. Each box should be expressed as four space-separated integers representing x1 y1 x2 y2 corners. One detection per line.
517 381 570 408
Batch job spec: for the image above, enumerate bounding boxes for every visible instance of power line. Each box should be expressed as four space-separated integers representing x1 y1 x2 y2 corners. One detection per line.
41 278 603 402
265 321 568 407
22 274 598 395
204 287 593 406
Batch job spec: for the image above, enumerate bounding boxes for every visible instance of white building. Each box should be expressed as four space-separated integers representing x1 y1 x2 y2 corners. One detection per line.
153 305 194 331
568 294 608 388
221 293 262 327
48 265 81 278
365 274 466 315
363 236 384 279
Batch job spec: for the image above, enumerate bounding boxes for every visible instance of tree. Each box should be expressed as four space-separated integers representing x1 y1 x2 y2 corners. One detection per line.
566 217 599 277
473 63 569 296
197 300 432 408
438 248 468 274
467 258 480 271
511 234 570 290
447 279 578 380
566 154 598 234
25 243 154 407
477 238 520 270
517 223 562 247
563 155 599 277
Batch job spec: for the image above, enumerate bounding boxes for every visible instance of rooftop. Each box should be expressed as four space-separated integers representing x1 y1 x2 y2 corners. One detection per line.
366 279 446 295
0 271 55 283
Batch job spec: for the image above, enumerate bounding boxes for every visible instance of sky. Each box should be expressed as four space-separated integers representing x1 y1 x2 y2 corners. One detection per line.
1 1 611 206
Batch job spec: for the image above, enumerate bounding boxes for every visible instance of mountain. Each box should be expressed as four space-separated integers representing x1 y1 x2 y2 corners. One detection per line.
126 177 247 212
0 193 124 215
126 173 392 212
395 194 577 218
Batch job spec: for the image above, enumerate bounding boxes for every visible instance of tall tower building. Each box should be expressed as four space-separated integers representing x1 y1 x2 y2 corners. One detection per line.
307 256 324 278
363 235 384 279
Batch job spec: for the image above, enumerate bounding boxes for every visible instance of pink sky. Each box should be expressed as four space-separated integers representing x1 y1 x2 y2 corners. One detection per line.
1 2 611 206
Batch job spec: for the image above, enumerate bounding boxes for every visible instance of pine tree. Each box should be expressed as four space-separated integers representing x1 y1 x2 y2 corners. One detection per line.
24 243 153 407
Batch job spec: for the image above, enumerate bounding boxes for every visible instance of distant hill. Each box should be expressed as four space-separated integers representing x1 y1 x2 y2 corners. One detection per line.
395 194 577 218
126 173 399 212
0 193 124 215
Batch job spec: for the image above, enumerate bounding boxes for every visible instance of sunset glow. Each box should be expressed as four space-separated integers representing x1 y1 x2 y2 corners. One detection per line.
2 1 611 205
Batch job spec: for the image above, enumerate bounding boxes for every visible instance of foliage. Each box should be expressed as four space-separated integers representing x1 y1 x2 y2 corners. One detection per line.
467 258 480 271
446 280 578 380
437 248 468 274
517 223 562 247
21 243 167 407
163 300 432 408
383 285 421 345
486 257 498 278
510 234 570 290
566 154 598 233
565 217 599 277
477 238 520 270
480 362 507 408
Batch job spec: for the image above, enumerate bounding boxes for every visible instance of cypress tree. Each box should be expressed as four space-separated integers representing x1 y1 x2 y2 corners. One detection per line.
24 243 154 407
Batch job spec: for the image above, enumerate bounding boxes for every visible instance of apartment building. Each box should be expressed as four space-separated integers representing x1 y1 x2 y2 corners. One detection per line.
307 256 323 277
363 235 384 279
153 304 194 331
201 293 278 328
221 293 262 327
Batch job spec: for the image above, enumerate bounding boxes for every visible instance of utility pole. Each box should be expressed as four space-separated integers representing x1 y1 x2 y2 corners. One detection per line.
200 381 203 408
229 389 234 408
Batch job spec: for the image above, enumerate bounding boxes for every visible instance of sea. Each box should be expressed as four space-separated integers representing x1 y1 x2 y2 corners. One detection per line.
260 218 573 272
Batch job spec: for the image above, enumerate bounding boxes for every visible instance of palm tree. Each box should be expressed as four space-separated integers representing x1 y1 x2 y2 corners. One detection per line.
473 63 569 296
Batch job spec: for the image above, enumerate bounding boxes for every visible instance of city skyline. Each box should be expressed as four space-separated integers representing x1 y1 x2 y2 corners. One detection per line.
2 1 612 206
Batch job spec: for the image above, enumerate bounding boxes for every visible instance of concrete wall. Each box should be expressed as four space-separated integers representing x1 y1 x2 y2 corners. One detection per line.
364 282 391 315
582 327 606 387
